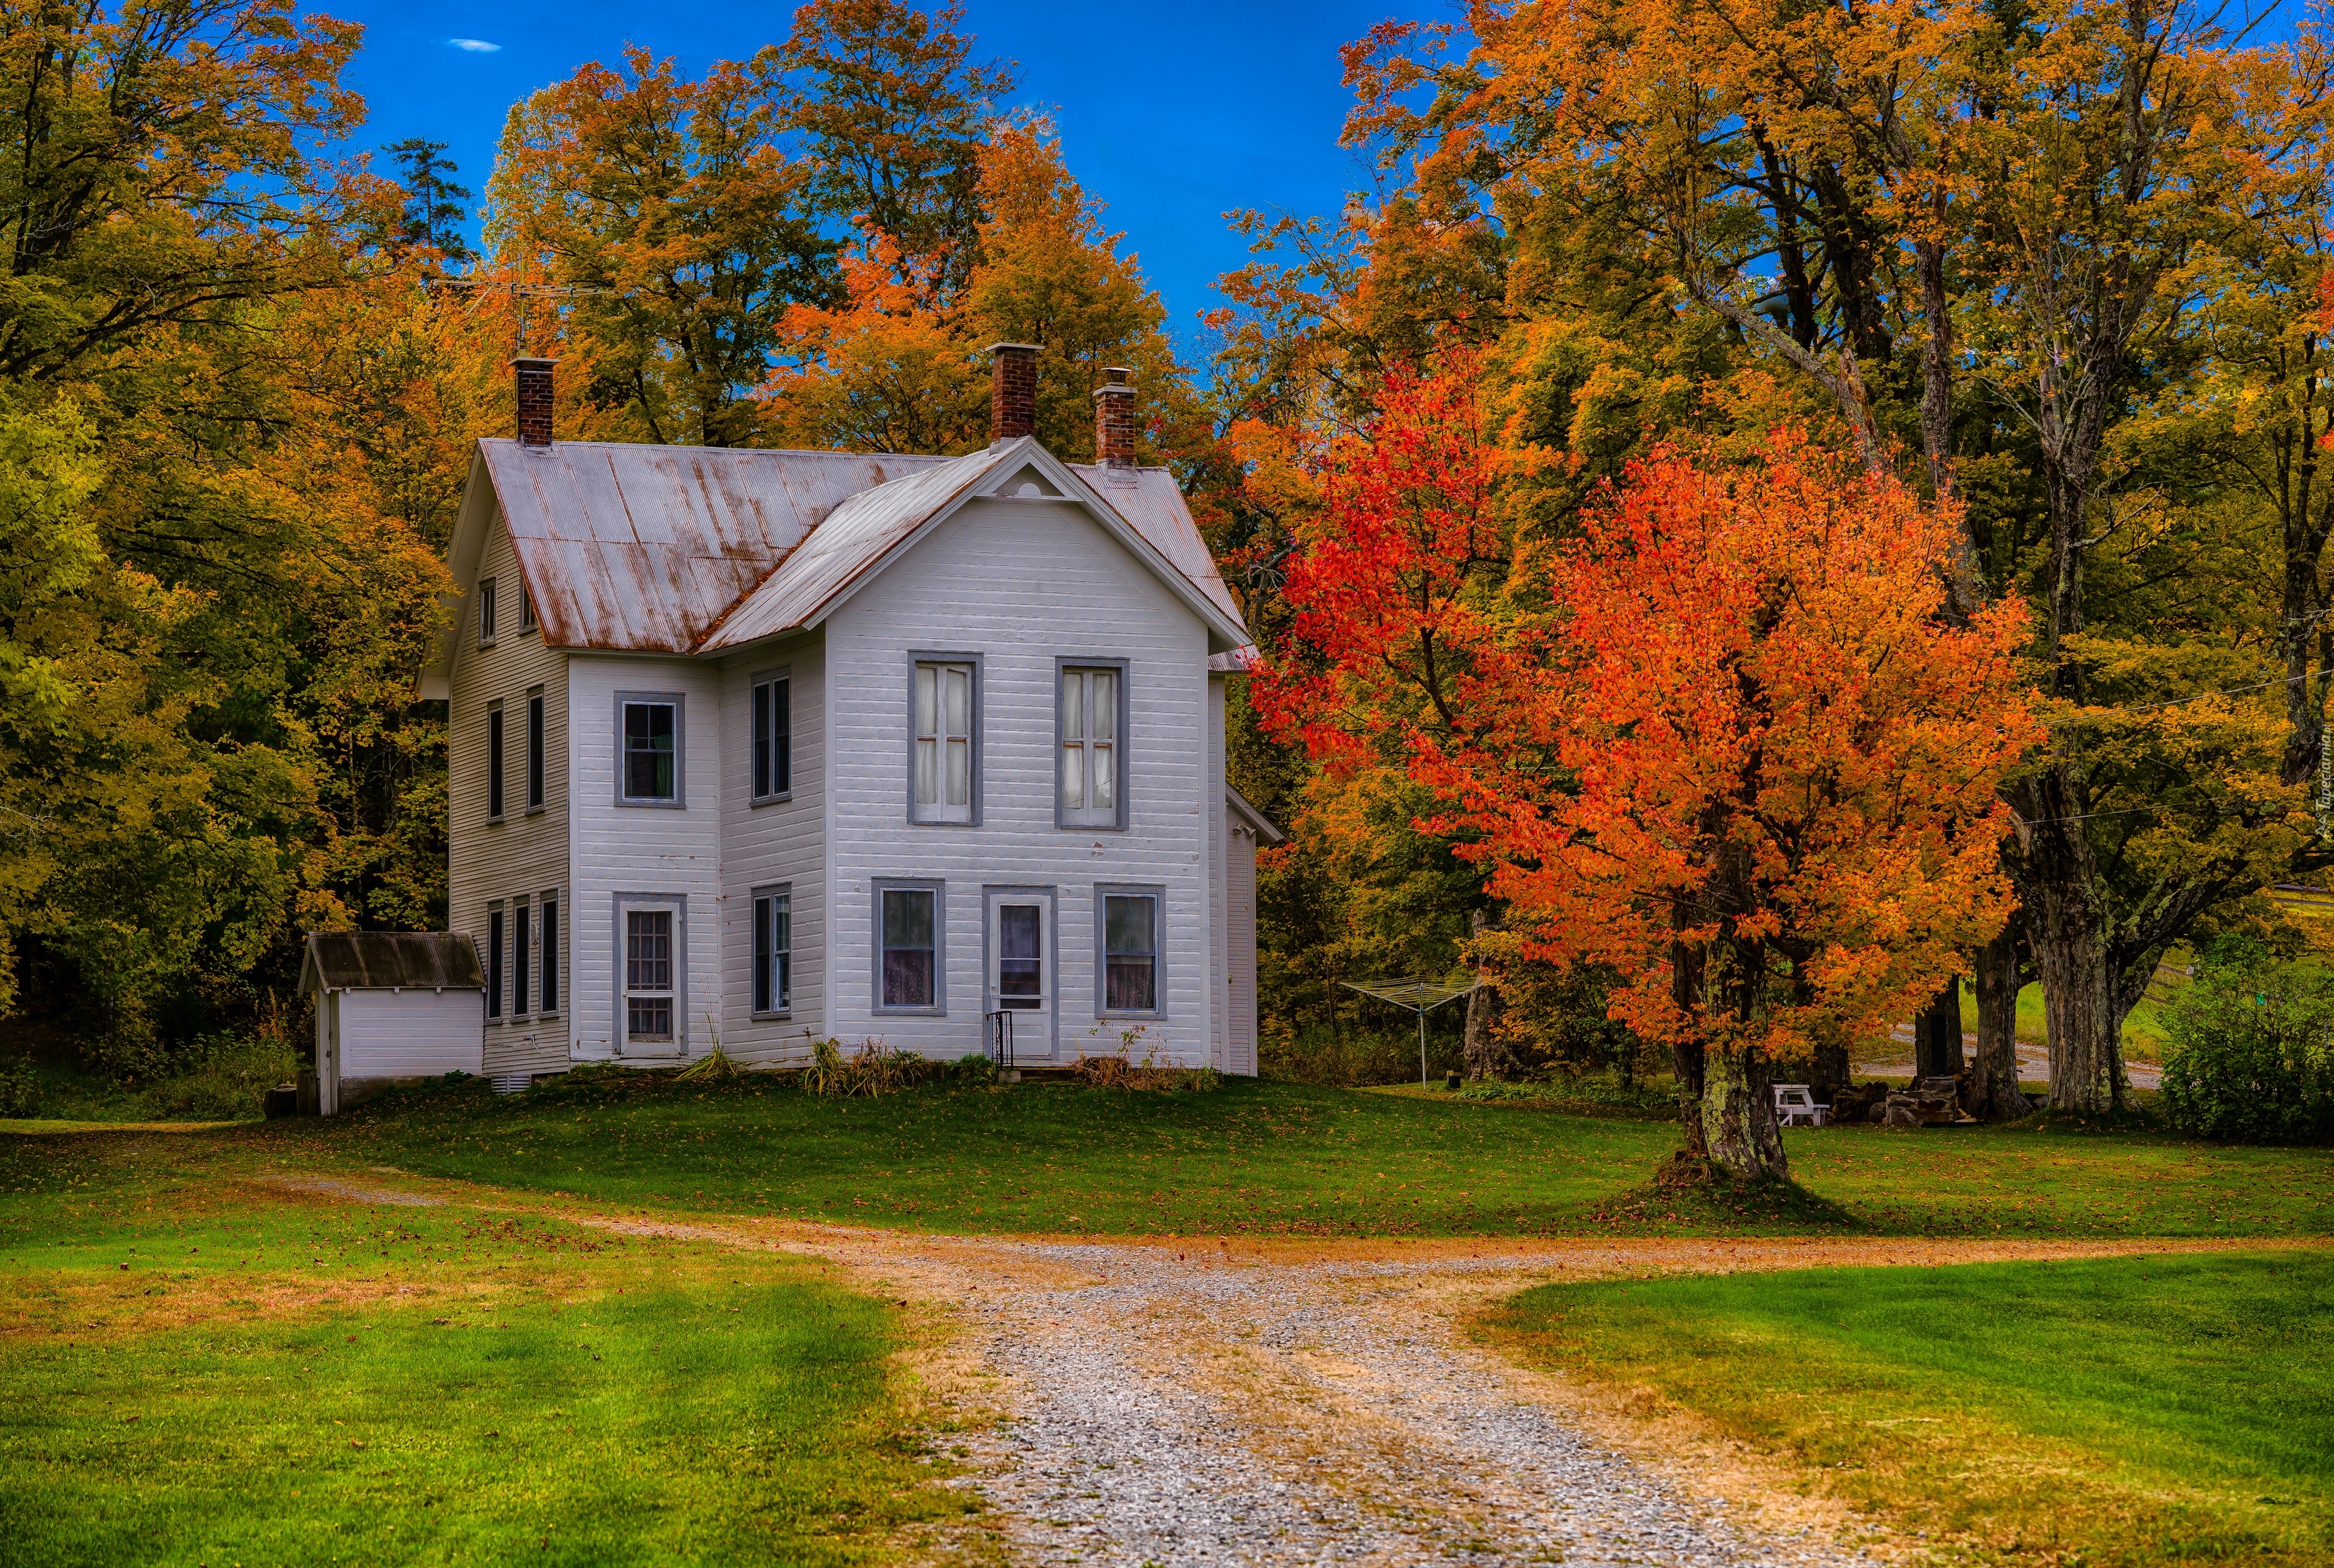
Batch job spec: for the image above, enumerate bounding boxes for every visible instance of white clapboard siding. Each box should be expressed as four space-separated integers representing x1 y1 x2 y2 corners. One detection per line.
565 653 726 1061
719 629 828 1061
822 496 1217 1064
448 512 573 1079
1226 820 1261 1076
1207 674 1229 1070
336 990 486 1079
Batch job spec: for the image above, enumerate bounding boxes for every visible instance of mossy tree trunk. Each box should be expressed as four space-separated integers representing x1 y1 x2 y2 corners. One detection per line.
1700 1043 1787 1181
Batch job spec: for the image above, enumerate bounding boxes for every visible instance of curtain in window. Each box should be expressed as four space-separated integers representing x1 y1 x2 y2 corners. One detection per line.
1061 669 1116 820
1104 894 1156 1011
882 888 935 1006
754 892 791 1012
914 664 971 812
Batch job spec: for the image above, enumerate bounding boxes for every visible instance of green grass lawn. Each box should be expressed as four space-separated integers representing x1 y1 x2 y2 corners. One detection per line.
7 1077 2331 1564
0 1134 961 1565
124 1072 2334 1240
1481 1250 2334 1567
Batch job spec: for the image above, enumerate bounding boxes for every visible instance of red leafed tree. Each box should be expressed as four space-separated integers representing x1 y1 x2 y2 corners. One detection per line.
1257 365 2037 1181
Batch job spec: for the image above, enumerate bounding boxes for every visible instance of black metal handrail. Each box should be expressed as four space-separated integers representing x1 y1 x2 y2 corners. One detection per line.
985 1009 1014 1071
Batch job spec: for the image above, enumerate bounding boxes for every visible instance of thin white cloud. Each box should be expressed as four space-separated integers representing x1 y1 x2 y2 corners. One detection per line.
447 37 502 53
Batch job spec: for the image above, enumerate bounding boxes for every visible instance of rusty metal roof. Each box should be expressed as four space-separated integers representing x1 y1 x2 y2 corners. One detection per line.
297 931 486 993
483 439 954 653
1079 464 1243 630
699 438 1249 652
468 435 1250 661
698 446 1001 650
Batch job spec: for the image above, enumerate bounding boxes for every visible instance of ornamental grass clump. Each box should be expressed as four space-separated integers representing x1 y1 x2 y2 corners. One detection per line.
802 1038 936 1097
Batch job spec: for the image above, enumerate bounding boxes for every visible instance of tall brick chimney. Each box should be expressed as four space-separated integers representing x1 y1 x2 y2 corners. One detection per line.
990 343 1038 443
513 357 557 449
1093 367 1137 467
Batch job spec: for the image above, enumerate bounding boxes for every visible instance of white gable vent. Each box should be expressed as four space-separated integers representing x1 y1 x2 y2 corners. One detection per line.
998 465 1063 499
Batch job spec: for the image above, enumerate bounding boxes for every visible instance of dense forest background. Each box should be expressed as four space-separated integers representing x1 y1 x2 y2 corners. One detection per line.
4 0 2333 1110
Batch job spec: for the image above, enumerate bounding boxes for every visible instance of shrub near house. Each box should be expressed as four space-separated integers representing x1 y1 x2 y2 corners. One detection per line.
2161 942 2334 1144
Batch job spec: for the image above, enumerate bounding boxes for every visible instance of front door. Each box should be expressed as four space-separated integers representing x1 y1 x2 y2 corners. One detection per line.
986 890 1053 1060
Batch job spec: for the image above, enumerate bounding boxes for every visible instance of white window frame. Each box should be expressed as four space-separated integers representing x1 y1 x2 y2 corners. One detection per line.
1056 659 1128 830
752 883 791 1016
616 691 685 809
872 879 945 1014
1095 885 1164 1017
613 893 687 1055
907 653 980 826
477 575 497 647
519 585 537 635
751 669 792 803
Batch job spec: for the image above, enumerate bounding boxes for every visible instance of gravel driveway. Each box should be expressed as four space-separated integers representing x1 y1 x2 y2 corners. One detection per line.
934 1241 1875 1568
575 1218 2249 1568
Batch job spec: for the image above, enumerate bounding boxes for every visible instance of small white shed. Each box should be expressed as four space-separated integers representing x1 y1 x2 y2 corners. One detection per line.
295 932 485 1114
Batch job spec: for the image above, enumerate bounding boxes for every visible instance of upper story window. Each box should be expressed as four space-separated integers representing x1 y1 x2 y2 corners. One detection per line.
486 700 505 822
525 688 546 812
519 587 537 635
1060 665 1122 828
912 660 974 824
477 576 497 646
751 673 791 801
618 693 683 807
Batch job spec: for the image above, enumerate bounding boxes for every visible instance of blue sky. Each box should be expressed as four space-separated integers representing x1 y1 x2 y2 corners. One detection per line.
327 1 1400 354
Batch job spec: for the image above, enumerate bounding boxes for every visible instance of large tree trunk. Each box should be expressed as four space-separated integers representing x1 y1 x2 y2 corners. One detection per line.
1968 926 2030 1120
2019 775 2126 1114
1701 1044 1788 1181
1462 908 1516 1080
1912 979 1964 1080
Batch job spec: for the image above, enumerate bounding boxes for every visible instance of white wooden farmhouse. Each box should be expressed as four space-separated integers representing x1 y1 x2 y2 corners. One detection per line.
419 348 1279 1087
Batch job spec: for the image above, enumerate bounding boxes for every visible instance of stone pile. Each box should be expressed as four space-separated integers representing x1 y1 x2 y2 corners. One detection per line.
1823 1079 1963 1126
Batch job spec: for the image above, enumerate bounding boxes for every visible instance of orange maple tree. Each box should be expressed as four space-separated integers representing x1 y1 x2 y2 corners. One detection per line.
1258 366 2037 1177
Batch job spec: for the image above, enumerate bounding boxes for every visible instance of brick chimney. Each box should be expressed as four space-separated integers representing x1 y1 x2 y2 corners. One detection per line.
1093 367 1137 467
513 357 557 449
990 343 1039 443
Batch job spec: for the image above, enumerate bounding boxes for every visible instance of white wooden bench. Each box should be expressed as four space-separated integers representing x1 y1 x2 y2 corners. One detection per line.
1773 1083 1829 1127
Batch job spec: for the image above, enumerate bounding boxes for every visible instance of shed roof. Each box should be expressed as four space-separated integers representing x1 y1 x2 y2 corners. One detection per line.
423 436 1249 692
298 932 485 993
